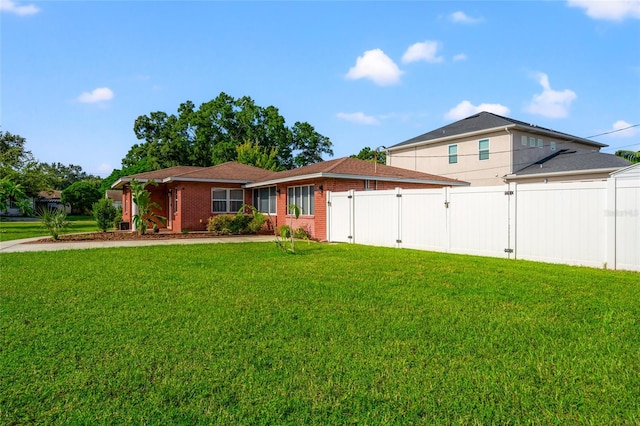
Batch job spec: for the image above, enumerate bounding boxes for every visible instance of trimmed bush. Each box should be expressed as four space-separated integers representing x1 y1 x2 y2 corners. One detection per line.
93 199 118 232
247 211 267 233
207 213 266 235
207 214 235 235
112 206 123 230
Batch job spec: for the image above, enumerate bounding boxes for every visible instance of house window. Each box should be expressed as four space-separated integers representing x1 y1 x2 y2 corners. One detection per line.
521 135 527 146
479 139 489 160
365 180 376 191
287 185 314 215
529 137 536 147
550 141 556 151
448 144 458 164
212 188 244 213
537 139 543 148
174 189 178 213
253 186 277 214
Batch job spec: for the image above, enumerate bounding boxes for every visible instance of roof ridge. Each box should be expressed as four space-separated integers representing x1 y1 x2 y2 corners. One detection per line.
323 156 351 173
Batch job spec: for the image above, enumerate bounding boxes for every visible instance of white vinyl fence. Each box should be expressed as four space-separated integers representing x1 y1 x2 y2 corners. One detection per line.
326 176 640 271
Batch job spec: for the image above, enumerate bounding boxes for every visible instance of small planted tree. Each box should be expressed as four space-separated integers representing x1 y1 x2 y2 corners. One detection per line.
92 198 118 232
130 179 166 235
273 204 305 254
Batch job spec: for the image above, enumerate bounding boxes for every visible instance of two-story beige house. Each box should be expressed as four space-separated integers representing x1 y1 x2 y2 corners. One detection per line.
386 112 630 186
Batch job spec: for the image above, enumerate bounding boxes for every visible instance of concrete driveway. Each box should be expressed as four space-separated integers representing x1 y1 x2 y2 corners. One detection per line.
0 235 275 253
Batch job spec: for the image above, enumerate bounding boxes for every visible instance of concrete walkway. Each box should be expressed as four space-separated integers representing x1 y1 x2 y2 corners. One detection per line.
0 235 275 253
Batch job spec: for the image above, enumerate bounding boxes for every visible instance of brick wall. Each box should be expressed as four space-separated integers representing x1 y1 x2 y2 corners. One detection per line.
174 182 252 232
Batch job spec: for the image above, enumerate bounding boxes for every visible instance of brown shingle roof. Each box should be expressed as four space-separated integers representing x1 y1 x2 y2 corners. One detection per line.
114 158 467 189
248 157 467 186
172 162 275 182
126 166 206 180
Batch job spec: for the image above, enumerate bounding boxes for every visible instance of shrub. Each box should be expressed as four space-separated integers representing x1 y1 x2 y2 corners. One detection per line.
278 225 291 239
207 214 235 235
247 211 267 233
208 213 266 235
113 206 123 229
93 199 118 232
293 227 309 240
38 207 69 240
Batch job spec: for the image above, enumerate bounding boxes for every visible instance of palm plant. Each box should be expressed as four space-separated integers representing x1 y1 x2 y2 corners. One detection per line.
0 177 30 214
615 150 640 164
130 179 166 235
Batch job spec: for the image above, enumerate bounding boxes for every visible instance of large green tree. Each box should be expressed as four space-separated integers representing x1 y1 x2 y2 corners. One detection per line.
1 131 99 198
0 131 33 171
61 180 102 215
124 92 333 170
236 140 280 171
100 158 154 193
350 146 387 164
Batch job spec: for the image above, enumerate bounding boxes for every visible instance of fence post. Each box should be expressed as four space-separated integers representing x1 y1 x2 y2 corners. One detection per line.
348 189 355 244
444 187 451 253
605 178 617 270
326 191 332 242
508 182 517 259
395 187 402 248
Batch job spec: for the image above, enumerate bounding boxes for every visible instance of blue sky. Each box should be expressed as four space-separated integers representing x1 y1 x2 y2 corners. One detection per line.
2 0 639 177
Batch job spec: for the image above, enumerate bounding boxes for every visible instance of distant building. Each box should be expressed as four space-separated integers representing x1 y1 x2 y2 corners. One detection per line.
387 111 630 186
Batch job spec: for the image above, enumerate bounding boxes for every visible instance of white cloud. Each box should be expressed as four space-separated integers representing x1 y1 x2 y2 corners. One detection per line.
0 0 40 16
609 120 638 138
345 49 404 86
76 87 114 103
453 53 468 62
97 163 113 173
525 72 577 119
336 112 380 125
568 0 640 21
445 100 510 120
402 41 443 64
449 11 483 24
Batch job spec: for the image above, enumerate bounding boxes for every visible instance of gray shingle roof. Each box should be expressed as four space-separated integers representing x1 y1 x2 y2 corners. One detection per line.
512 149 630 176
389 111 606 149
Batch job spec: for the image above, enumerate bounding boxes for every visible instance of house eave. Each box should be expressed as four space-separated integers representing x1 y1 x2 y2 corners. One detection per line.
162 177 252 184
388 123 606 152
504 167 623 181
111 177 145 189
388 125 516 151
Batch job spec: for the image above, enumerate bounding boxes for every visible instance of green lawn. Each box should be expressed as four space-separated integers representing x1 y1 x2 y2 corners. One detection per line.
0 216 98 242
1 243 638 424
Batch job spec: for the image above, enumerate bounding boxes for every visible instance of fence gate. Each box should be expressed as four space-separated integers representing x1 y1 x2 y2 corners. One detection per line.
326 190 354 243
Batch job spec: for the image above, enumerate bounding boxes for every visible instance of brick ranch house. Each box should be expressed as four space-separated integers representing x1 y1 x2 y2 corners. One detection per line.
112 157 469 241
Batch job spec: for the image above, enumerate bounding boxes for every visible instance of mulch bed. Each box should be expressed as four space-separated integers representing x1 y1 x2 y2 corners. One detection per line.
27 231 246 244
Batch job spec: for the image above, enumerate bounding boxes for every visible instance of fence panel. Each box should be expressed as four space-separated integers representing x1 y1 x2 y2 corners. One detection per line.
400 188 448 251
326 177 639 271
447 186 510 258
515 182 607 268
